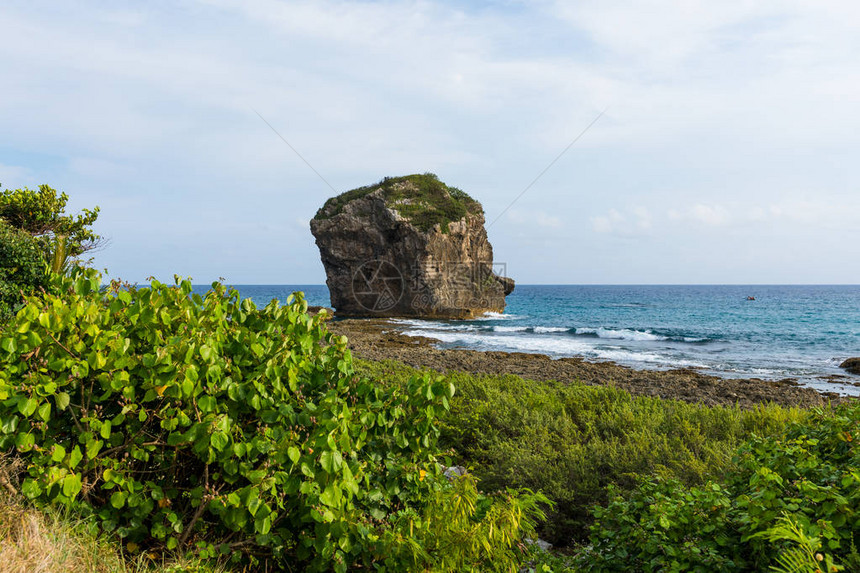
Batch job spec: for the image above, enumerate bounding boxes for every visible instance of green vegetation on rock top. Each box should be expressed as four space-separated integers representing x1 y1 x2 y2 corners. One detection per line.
314 173 482 233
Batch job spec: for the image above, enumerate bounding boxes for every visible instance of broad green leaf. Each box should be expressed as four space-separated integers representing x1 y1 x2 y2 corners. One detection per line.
0 416 18 433
62 473 82 498
300 463 315 478
86 438 103 459
319 483 341 507
111 491 127 508
0 337 16 354
248 496 262 517
320 451 335 474
198 395 216 413
211 431 229 451
100 420 112 440
21 478 42 499
18 397 38 417
15 432 34 451
51 444 67 463
256 514 272 535
69 446 83 469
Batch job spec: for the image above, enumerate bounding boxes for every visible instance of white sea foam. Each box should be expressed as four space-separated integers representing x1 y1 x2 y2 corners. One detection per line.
399 329 707 368
389 319 482 332
473 311 524 321
390 318 434 328
575 327 668 342
534 326 571 333
400 330 591 354
492 326 530 333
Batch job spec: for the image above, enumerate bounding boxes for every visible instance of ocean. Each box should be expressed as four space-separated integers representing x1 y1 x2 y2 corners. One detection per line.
211 284 860 396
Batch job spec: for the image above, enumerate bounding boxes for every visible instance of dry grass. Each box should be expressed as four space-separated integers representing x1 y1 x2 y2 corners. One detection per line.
0 454 227 573
0 494 232 573
0 493 126 573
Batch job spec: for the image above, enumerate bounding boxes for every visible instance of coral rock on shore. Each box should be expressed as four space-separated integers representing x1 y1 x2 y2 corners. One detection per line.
310 174 513 318
841 357 860 375
329 319 841 409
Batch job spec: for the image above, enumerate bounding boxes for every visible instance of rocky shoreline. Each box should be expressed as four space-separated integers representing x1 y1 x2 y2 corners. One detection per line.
330 318 847 409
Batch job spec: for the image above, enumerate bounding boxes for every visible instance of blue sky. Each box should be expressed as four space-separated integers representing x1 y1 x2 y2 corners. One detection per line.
2 0 859 284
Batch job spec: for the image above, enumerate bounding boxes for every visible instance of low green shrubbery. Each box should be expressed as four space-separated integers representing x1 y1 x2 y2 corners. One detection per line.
357 360 805 546
0 271 547 572
579 402 860 572
0 221 49 320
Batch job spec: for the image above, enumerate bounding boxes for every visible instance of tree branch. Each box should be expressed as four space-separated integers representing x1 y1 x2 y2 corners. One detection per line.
179 464 209 546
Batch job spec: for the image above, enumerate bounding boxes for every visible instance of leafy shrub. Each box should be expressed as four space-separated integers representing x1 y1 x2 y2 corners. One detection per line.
582 478 741 572
357 360 802 545
0 220 49 320
0 270 548 571
377 473 550 572
729 402 860 569
0 183 101 259
580 402 860 572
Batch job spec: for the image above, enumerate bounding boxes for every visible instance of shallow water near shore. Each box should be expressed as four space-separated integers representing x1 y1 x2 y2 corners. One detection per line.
209 284 860 396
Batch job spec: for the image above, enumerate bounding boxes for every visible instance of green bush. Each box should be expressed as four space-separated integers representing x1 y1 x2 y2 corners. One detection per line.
378 473 550 572
582 478 741 572
580 402 860 572
357 360 803 546
0 183 100 259
0 271 547 571
0 220 49 320
730 402 860 569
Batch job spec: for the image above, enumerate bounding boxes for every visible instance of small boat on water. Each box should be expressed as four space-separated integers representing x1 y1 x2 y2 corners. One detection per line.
746 296 756 301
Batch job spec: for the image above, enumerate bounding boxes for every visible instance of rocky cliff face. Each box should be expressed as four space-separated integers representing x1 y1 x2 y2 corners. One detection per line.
310 174 513 318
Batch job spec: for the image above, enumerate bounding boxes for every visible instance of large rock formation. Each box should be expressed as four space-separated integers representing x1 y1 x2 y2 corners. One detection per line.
310 174 514 318
841 358 860 375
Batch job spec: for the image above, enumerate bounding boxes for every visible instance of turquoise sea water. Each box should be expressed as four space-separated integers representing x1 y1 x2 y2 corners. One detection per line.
210 284 860 395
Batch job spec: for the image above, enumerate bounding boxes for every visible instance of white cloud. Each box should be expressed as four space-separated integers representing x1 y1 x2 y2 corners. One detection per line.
507 209 563 229
664 197 854 230
632 206 652 230
691 204 731 227
591 208 624 234
1 1 860 282
591 207 651 235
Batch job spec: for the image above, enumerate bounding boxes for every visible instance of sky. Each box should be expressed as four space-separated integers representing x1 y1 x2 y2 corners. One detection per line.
2 0 859 285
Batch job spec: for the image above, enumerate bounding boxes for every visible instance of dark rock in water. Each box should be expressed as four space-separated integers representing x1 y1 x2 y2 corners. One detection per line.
840 357 860 375
310 174 514 318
